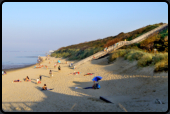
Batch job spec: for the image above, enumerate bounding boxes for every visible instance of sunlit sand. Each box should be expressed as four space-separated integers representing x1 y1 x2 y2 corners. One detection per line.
2 56 168 112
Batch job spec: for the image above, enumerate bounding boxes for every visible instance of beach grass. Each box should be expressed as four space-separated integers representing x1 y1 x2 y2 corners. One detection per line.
108 49 168 72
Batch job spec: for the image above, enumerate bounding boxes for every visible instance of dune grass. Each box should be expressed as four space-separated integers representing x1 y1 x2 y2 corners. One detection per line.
108 49 168 72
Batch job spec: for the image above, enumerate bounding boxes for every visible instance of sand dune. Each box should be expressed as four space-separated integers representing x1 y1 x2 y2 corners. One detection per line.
2 56 168 112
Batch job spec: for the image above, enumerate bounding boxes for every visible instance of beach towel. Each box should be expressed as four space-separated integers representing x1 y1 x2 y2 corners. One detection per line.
41 88 54 91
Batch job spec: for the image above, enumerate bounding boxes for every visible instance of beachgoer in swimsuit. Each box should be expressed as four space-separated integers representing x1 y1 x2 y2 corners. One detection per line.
84 73 94 76
42 84 47 90
69 72 80 75
42 84 53 90
25 76 29 82
13 79 22 82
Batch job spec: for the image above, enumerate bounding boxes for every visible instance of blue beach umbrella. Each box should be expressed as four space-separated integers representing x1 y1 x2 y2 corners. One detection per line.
92 76 102 82
58 60 60 63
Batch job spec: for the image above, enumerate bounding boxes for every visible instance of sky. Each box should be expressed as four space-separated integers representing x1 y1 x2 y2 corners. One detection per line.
2 2 168 52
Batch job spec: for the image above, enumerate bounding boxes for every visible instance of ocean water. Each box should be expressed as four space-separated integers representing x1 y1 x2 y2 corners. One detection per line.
2 51 47 70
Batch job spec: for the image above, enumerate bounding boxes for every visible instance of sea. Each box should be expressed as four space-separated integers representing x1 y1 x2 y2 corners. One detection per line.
2 51 48 70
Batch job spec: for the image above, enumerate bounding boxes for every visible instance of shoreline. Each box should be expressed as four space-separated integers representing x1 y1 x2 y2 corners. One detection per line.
2 56 45 73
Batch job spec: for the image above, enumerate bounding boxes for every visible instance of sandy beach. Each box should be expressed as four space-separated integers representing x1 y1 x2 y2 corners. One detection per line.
2 56 168 112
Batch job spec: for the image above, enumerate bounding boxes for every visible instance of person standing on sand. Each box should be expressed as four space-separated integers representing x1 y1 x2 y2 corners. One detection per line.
49 70 53 77
58 65 61 71
45 65 48 69
39 75 42 81
54 64 56 68
73 65 76 69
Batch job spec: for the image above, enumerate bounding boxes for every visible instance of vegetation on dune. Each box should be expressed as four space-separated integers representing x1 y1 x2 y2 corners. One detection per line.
51 22 168 72
51 23 165 59
108 49 168 72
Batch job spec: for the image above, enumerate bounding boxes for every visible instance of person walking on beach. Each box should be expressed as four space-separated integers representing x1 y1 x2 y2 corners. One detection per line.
49 70 53 77
58 65 61 71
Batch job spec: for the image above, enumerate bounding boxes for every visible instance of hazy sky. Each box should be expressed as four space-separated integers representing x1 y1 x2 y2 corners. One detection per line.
2 2 168 52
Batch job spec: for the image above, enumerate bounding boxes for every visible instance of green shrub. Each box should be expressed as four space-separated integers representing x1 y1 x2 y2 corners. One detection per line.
152 53 168 64
154 59 168 72
108 49 129 62
137 54 153 67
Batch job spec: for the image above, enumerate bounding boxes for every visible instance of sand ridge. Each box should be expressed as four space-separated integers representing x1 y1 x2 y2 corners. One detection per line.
2 56 168 112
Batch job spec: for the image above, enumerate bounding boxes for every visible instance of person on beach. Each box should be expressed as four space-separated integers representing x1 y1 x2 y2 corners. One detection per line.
25 76 30 82
73 65 76 69
69 63 72 67
69 72 80 75
39 75 42 81
42 84 47 90
58 65 61 71
37 78 41 84
2 71 4 75
12 79 22 82
4 71 6 75
84 73 94 76
54 64 56 68
49 70 53 77
45 65 48 69
42 84 53 90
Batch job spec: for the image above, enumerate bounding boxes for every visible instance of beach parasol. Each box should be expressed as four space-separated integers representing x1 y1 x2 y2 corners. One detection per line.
92 76 102 82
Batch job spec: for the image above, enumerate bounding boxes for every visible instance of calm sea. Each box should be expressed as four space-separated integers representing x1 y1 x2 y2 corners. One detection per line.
2 51 47 70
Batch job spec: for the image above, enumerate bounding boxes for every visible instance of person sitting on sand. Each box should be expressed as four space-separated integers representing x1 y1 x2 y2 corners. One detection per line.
12 79 22 82
42 84 47 90
4 71 6 75
25 76 30 82
42 84 53 90
84 73 94 76
92 80 100 89
69 72 80 75
37 78 41 84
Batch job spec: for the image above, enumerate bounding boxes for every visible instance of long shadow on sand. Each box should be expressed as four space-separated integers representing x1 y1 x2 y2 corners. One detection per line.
2 75 168 112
